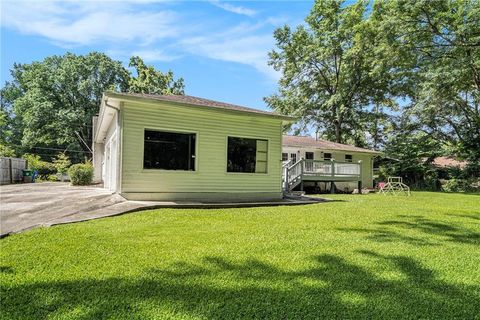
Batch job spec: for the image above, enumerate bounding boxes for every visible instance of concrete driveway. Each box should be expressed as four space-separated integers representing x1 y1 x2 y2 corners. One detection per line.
0 183 131 236
1 182 323 237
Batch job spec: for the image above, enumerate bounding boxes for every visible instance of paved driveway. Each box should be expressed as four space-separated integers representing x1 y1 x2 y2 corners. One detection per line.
0 183 128 236
1 182 323 237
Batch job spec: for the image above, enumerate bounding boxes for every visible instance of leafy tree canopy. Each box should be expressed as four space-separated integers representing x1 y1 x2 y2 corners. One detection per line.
373 0 480 162
0 53 185 159
265 0 393 144
267 0 479 165
128 56 184 95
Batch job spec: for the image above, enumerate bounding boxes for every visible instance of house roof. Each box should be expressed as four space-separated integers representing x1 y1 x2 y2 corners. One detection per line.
431 156 468 169
105 91 294 120
283 135 381 154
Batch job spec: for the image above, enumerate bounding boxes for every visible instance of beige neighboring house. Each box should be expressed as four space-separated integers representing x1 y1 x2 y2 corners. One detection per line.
282 135 380 193
431 156 468 169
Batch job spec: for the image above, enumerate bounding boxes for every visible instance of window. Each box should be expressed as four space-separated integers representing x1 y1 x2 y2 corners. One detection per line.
143 130 196 170
282 153 288 161
290 153 297 163
305 152 314 160
345 154 353 162
324 153 332 161
227 137 268 173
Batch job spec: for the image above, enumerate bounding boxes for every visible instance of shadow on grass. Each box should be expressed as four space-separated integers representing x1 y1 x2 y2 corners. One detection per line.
445 213 480 221
0 266 14 274
339 215 480 246
337 227 437 246
378 216 480 244
1 252 479 319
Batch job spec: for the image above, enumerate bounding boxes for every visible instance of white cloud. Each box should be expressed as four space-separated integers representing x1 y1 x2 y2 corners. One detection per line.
1 0 281 79
1 1 178 46
209 0 256 17
180 28 279 79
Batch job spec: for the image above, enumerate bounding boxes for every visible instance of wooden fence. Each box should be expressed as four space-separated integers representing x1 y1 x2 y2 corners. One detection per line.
0 157 27 185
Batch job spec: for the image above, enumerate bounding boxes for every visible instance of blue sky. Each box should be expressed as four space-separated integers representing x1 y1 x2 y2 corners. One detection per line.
1 0 314 111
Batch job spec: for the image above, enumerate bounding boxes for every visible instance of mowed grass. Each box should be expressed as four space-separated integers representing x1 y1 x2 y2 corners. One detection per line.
1 192 479 319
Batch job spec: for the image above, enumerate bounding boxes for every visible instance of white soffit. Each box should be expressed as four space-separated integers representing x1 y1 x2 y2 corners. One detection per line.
95 98 120 143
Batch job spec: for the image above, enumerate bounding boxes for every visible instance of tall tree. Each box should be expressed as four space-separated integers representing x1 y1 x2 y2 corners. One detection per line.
265 0 390 144
0 82 24 155
8 52 129 153
128 56 185 95
1 53 185 158
373 0 480 161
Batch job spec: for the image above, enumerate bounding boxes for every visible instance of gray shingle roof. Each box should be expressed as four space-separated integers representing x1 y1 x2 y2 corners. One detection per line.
283 135 381 154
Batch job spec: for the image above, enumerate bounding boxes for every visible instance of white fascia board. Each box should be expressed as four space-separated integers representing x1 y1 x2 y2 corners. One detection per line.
94 96 121 143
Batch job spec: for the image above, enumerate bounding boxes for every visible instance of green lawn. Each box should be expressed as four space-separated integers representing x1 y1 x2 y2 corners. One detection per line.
1 192 479 319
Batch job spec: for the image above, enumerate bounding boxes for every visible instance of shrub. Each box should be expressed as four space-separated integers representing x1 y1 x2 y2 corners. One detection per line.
0 144 16 157
53 152 71 174
441 178 480 193
68 162 94 185
22 153 42 169
442 179 466 192
35 161 56 177
35 174 58 182
22 153 56 180
53 152 71 181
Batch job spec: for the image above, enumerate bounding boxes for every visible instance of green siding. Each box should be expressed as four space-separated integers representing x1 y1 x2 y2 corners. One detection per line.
120 100 283 200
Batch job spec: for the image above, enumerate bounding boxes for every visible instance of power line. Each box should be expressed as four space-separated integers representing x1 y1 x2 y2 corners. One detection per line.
30 146 91 154
11 146 92 155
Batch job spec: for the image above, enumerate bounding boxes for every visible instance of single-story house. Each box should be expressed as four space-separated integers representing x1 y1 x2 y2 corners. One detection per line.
92 92 293 202
282 135 380 192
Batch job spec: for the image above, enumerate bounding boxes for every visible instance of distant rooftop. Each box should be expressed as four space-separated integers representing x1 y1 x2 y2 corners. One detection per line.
105 92 294 120
283 135 380 154
431 156 468 169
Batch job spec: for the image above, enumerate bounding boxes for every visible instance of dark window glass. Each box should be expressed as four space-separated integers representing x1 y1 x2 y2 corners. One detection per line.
282 153 288 161
290 153 297 163
227 137 267 173
345 154 353 162
144 130 196 170
324 153 332 161
305 152 314 160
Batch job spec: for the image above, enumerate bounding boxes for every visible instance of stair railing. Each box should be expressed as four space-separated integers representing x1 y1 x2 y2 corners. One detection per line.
285 159 303 191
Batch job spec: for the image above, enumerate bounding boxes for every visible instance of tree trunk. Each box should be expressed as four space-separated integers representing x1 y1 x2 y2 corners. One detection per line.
335 121 342 143
373 104 379 149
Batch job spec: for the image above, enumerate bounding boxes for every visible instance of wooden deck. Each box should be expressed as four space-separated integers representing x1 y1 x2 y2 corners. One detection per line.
283 159 362 192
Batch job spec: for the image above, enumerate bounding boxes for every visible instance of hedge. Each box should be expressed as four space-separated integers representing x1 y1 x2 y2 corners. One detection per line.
68 162 94 185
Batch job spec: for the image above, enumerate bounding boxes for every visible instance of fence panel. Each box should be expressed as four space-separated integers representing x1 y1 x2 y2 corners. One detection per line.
0 157 27 185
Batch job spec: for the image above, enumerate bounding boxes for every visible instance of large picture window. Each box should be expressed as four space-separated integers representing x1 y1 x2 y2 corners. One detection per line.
227 137 268 173
144 130 196 170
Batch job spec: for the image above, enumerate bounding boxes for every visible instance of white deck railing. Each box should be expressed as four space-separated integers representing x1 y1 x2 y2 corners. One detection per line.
283 159 362 191
303 160 360 176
